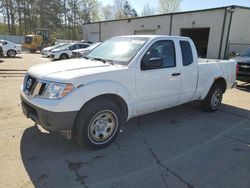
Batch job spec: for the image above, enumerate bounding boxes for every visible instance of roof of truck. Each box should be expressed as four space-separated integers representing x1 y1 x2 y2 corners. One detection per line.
114 35 190 40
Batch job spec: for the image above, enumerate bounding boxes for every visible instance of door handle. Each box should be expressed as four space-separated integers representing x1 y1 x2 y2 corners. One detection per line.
172 73 181 76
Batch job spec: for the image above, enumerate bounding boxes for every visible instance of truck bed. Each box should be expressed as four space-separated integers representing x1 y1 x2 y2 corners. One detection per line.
194 58 237 100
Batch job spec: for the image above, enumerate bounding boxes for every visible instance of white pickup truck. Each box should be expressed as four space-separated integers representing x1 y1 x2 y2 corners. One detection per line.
21 35 237 149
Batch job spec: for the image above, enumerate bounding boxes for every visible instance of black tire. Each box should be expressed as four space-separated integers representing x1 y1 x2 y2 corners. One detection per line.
7 50 16 57
59 53 69 60
201 84 223 112
74 99 122 149
30 49 36 53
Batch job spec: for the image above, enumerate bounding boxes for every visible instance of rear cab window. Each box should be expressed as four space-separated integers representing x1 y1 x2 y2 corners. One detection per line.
179 40 194 66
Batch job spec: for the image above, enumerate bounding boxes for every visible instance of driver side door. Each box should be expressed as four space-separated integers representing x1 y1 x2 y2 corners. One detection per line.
135 40 181 114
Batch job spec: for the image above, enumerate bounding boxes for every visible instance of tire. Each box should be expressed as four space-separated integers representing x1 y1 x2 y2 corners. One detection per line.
7 50 16 57
74 99 122 149
30 49 36 53
59 53 69 60
201 84 223 112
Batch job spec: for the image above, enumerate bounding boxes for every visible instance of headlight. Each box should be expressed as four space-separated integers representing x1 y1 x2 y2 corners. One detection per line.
43 82 74 99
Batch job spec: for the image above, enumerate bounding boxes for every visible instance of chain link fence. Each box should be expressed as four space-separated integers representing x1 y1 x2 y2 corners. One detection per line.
226 41 250 58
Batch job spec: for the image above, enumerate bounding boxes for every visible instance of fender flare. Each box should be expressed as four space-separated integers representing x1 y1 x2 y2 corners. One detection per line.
200 74 226 100
74 80 134 119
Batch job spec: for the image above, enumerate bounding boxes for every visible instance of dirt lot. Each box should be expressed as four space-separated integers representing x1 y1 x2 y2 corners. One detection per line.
0 54 250 188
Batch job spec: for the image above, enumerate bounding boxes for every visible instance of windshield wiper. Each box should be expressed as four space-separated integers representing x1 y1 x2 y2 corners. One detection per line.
91 57 114 65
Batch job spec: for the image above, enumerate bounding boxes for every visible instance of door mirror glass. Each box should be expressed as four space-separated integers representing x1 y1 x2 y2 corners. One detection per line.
142 57 163 69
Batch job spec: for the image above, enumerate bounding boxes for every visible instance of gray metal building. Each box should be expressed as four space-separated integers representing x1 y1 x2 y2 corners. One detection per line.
82 5 250 59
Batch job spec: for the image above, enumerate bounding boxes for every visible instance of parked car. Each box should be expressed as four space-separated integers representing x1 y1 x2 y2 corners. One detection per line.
0 39 22 57
81 40 94 44
71 42 101 58
50 43 90 60
41 43 66 57
233 48 250 82
21 35 237 149
0 46 3 57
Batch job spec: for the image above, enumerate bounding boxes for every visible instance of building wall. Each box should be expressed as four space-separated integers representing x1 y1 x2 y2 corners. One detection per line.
227 7 250 56
100 16 171 41
82 7 250 59
82 24 100 42
171 9 225 58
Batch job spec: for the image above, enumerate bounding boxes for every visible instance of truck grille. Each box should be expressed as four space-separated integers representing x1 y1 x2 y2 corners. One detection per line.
238 63 250 73
23 75 47 97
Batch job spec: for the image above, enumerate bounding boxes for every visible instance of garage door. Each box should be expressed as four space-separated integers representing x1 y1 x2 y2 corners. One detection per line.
180 28 210 58
134 30 156 35
88 32 99 42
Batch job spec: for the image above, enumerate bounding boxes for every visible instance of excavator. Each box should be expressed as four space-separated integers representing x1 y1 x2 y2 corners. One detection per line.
23 28 56 53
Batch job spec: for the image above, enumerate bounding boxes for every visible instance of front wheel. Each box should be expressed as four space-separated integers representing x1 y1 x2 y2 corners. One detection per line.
201 84 223 112
74 99 122 149
7 50 16 57
59 53 69 60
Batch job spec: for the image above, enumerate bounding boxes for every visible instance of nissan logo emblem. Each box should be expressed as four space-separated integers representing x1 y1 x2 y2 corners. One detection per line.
26 78 33 89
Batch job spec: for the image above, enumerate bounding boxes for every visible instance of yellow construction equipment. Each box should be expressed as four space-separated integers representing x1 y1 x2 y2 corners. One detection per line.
23 28 56 53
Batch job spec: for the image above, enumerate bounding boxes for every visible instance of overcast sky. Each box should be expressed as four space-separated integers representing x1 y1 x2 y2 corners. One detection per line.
101 0 250 13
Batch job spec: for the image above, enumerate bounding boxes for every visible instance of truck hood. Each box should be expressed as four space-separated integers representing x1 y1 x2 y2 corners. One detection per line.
28 58 126 82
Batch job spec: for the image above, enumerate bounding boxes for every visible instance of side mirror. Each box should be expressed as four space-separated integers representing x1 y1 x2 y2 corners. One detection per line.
142 57 163 70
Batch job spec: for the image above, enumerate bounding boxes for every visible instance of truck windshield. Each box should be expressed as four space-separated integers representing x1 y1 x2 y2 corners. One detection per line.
25 36 32 44
86 37 149 65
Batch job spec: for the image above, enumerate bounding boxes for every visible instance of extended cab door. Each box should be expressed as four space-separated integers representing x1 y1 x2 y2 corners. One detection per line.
135 39 181 114
178 40 199 104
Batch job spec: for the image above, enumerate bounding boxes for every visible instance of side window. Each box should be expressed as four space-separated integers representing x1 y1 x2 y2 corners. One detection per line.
74 44 79 50
180 41 193 66
70 44 78 50
141 40 176 70
80 44 89 48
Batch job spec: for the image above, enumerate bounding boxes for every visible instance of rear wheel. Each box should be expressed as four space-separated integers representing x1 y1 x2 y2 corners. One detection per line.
201 84 223 112
74 99 122 149
59 53 69 60
30 49 36 53
7 50 16 57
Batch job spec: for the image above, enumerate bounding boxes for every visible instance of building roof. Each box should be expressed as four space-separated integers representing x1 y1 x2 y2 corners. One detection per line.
83 5 250 25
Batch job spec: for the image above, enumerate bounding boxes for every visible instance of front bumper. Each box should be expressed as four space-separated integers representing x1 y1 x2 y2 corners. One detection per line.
50 53 60 60
237 73 250 82
21 95 78 135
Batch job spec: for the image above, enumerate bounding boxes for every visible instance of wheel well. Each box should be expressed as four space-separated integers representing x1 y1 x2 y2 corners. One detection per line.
60 53 69 58
84 94 129 121
213 78 227 93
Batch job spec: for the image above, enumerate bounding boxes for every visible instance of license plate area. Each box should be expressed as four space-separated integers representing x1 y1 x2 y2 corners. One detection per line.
22 101 38 122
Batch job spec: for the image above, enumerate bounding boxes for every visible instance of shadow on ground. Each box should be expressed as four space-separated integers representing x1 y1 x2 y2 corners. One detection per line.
20 103 250 188
0 56 22 59
236 82 250 92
